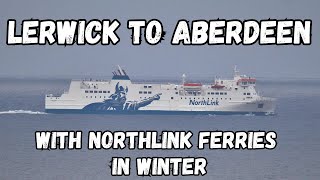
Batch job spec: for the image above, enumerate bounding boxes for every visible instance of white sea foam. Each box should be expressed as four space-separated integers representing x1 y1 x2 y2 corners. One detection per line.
265 112 275 116
244 113 255 116
0 110 47 115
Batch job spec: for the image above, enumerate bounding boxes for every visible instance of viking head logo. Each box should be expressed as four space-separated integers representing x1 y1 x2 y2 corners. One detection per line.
109 82 128 103
83 82 162 111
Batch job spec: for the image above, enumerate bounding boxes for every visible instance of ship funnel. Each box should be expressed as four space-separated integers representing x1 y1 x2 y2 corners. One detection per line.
112 65 130 80
117 65 125 75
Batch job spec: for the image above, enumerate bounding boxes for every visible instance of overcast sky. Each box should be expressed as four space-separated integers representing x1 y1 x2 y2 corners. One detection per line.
0 0 319 79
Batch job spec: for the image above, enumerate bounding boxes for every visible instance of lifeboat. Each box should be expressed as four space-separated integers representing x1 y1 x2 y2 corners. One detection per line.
183 83 202 87
211 84 225 89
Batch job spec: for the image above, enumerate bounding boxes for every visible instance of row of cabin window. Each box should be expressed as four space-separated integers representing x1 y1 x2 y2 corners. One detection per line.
86 96 107 98
139 91 152 94
187 91 201 95
143 85 152 88
85 90 110 93
207 92 228 95
244 82 255 84
244 93 251 95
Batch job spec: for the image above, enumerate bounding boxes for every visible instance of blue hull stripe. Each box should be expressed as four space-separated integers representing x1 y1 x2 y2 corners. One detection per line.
45 109 272 116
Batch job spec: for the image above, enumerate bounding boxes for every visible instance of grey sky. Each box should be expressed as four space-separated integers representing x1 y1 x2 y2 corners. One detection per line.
0 0 319 79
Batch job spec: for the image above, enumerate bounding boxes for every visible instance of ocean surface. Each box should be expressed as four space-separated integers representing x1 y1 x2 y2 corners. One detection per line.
0 78 319 180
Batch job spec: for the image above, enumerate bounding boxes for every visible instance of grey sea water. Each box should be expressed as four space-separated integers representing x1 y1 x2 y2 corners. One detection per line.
0 78 319 180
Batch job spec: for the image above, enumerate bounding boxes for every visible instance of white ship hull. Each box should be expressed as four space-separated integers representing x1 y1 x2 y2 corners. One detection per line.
45 67 276 115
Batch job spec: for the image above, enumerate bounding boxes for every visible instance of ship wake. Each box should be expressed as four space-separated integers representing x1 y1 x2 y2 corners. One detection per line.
0 110 47 115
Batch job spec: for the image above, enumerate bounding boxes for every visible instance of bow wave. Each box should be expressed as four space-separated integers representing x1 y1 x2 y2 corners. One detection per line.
0 110 47 115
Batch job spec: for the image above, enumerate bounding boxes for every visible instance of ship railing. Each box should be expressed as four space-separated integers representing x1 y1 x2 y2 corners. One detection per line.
73 79 110 82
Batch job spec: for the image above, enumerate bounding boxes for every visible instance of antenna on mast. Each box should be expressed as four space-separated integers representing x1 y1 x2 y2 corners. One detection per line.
234 65 239 77
182 74 186 84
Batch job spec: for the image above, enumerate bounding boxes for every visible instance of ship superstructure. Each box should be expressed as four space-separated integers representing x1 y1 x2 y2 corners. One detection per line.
45 66 276 115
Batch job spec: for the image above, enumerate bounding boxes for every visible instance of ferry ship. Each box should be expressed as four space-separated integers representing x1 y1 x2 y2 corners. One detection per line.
45 66 276 115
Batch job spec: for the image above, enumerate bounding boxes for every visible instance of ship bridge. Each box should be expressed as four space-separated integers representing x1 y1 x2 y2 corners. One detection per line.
232 66 256 87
